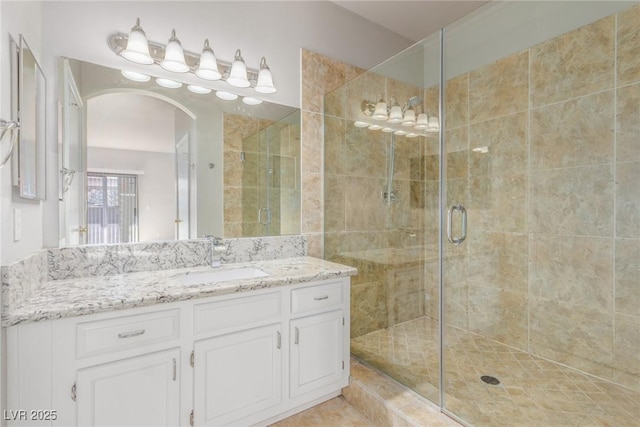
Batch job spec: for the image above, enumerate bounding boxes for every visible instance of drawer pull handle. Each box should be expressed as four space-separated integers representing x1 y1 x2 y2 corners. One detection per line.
277 331 281 349
314 295 329 301
117 329 146 339
172 358 177 381
294 327 299 344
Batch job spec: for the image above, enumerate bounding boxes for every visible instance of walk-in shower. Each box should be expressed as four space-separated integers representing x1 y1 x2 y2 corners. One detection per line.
324 2 639 425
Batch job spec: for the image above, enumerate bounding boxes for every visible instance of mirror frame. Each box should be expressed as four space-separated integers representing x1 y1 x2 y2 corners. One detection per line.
12 34 47 200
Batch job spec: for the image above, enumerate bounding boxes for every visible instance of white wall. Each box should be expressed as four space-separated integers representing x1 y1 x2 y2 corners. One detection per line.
87 147 176 242
1 1 43 265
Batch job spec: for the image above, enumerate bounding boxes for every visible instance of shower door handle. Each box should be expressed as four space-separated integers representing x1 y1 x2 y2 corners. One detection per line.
258 207 271 225
447 205 467 245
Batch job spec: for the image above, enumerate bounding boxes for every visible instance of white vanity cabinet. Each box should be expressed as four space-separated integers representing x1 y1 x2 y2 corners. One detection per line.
5 276 351 427
76 348 181 427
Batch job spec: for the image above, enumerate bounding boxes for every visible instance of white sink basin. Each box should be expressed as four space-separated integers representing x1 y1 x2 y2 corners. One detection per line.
182 267 269 286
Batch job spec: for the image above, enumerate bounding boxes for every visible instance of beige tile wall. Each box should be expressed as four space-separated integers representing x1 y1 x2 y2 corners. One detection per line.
312 4 639 391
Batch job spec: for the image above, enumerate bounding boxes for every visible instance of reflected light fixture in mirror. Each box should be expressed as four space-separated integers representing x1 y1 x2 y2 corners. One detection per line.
216 91 238 101
121 69 150 82
156 78 182 88
187 84 212 94
109 18 276 95
242 97 263 105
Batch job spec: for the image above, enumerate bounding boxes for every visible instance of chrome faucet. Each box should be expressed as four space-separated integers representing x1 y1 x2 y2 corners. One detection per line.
203 235 226 267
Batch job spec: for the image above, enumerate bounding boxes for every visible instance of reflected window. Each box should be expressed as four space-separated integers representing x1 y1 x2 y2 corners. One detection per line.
87 173 138 244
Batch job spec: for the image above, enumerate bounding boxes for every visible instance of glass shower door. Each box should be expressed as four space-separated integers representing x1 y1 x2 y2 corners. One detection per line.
440 2 640 425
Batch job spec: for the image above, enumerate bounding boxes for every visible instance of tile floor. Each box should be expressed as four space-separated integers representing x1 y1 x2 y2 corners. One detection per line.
270 396 375 427
351 316 640 426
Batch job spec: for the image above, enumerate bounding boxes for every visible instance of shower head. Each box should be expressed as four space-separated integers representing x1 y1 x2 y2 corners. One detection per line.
408 96 423 108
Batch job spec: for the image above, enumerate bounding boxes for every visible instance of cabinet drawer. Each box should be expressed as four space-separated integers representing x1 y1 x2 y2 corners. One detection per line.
194 291 281 336
291 281 343 315
76 309 180 359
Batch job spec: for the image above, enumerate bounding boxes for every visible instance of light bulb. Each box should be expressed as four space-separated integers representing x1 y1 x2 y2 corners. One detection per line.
368 124 382 130
381 127 394 133
354 121 369 128
195 39 222 81
156 78 182 88
161 29 189 73
187 85 212 94
121 70 150 82
121 18 154 65
216 90 239 101
242 97 263 105
226 49 250 88
255 57 276 93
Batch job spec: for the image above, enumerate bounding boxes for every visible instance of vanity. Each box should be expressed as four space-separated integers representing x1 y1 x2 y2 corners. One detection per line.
2 236 356 427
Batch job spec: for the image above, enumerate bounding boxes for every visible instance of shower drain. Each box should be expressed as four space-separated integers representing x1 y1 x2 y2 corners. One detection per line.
480 375 500 385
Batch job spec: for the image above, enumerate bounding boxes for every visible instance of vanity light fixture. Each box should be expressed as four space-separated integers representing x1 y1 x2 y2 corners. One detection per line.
227 49 251 88
121 69 150 82
195 39 222 81
242 97 263 105
120 18 154 65
161 29 190 73
358 95 439 138
156 78 183 88
109 18 277 94
254 57 277 94
215 90 238 101
187 84 212 94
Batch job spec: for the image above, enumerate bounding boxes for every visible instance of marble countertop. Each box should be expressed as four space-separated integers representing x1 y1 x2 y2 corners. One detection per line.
2 257 357 327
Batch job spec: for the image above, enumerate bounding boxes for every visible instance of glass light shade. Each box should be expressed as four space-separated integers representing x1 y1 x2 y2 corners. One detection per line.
368 124 382 130
195 39 222 80
121 70 150 82
381 127 394 133
394 130 407 136
387 105 403 123
372 101 388 121
156 78 182 88
414 113 429 130
354 121 369 128
187 85 212 94
402 108 416 126
227 49 251 88
161 29 189 73
242 97 263 105
216 90 238 101
428 116 440 130
406 133 419 138
121 19 154 65
255 57 276 93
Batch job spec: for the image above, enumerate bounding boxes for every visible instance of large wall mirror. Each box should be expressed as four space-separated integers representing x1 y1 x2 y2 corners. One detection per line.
11 35 47 200
58 58 300 246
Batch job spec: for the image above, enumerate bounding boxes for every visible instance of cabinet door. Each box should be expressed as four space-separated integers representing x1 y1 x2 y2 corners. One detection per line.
76 348 180 427
193 323 282 426
290 310 343 398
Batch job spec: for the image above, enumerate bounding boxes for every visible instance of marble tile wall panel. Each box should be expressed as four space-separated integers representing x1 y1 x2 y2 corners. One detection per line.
468 285 528 350
530 91 614 170
530 297 614 380
469 112 528 177
530 234 613 311
468 51 529 123
351 281 388 338
1 250 48 315
615 238 639 316
467 231 528 294
530 15 615 106
325 175 346 233
615 161 640 238
445 74 468 129
613 312 640 390
616 83 640 163
324 116 345 176
529 164 613 236
616 4 640 86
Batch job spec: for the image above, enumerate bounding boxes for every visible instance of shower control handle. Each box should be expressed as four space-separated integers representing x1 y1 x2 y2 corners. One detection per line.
447 205 467 245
